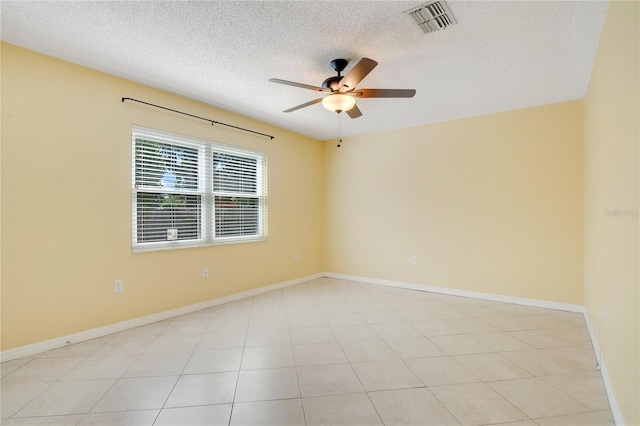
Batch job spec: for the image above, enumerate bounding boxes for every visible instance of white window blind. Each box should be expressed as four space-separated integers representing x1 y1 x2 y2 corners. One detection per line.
132 126 267 251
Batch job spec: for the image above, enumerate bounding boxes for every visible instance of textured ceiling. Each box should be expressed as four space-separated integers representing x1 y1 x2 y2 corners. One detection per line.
1 1 607 141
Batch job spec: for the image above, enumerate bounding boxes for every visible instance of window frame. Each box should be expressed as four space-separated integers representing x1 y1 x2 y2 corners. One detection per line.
131 126 267 252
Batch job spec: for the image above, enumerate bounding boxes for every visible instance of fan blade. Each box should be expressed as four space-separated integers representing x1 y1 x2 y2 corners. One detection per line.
283 98 323 113
269 78 330 92
346 104 362 119
338 58 378 92
353 89 416 98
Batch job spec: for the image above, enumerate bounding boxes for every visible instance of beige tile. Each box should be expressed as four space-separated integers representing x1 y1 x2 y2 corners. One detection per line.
91 376 178 412
115 320 171 337
1 358 33 379
483 315 533 332
161 319 210 335
360 310 404 324
93 336 156 355
318 302 353 315
324 312 367 326
286 298 320 310
539 371 610 410
372 323 422 339
396 308 437 322
4 358 84 383
241 345 295 370
412 320 463 336
594 409 615 424
3 414 84 425
183 349 242 374
248 314 289 331
468 332 534 352
428 334 493 355
174 307 217 321
297 363 363 397
38 338 112 358
79 410 159 425
1 381 52 420
245 328 291 347
406 356 479 386
197 331 246 350
351 359 423 391
61 354 139 380
429 382 527 426
351 301 386 313
421 307 468 320
331 324 378 342
288 313 327 328
15 379 114 417
385 336 446 359
544 346 599 373
145 334 201 353
487 378 590 418
496 305 554 316
508 330 576 349
231 399 305 425
165 372 236 407
446 318 501 333
235 367 300 402
293 342 348 366
303 393 383 426
454 353 533 381
516 315 571 330
340 340 398 362
122 351 190 377
290 326 336 345
461 306 507 319
206 319 249 334
546 327 592 346
155 404 232 425
312 290 346 304
534 411 615 426
369 388 459 425
500 350 572 376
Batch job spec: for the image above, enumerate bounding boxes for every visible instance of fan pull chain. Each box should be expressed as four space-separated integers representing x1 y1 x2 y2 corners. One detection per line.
337 112 342 148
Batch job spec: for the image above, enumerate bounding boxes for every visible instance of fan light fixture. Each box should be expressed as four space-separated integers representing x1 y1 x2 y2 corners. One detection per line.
322 93 355 113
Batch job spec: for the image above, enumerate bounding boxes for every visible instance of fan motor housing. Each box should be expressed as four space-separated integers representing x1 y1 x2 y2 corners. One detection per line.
322 76 343 91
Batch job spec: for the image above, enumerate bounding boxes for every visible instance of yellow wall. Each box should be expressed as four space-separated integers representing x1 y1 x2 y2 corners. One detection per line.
584 1 639 424
323 101 585 305
1 43 324 350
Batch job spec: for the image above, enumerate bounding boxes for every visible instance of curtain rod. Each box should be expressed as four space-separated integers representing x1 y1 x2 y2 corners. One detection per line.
121 97 275 140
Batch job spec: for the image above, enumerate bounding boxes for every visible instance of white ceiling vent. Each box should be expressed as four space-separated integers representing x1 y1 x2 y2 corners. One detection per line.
405 1 457 34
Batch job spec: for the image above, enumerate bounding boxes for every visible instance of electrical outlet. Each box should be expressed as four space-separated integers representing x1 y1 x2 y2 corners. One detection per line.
602 305 608 320
202 267 209 278
114 279 124 293
586 275 592 288
411 256 418 265
294 252 300 261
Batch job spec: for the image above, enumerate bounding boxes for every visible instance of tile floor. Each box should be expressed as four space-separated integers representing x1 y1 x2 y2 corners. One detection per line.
1 278 614 425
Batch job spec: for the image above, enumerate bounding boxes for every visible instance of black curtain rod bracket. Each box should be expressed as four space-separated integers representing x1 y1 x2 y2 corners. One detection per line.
121 97 274 140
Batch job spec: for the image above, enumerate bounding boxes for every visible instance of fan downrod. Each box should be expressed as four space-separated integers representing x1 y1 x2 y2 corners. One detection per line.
322 59 349 91
330 59 348 74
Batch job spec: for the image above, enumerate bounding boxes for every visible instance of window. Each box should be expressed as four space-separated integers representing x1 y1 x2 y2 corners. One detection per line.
132 126 267 251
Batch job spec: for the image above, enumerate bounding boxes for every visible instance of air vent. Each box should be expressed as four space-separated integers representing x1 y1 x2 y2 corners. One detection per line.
405 1 457 34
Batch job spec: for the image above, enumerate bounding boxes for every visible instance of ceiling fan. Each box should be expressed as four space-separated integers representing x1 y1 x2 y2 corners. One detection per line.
269 58 416 118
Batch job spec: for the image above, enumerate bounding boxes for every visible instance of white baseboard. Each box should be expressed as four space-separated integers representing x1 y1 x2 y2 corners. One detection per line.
583 311 625 425
324 272 584 313
0 273 322 362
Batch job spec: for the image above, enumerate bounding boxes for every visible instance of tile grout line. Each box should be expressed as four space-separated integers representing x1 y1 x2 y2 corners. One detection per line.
226 295 254 426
